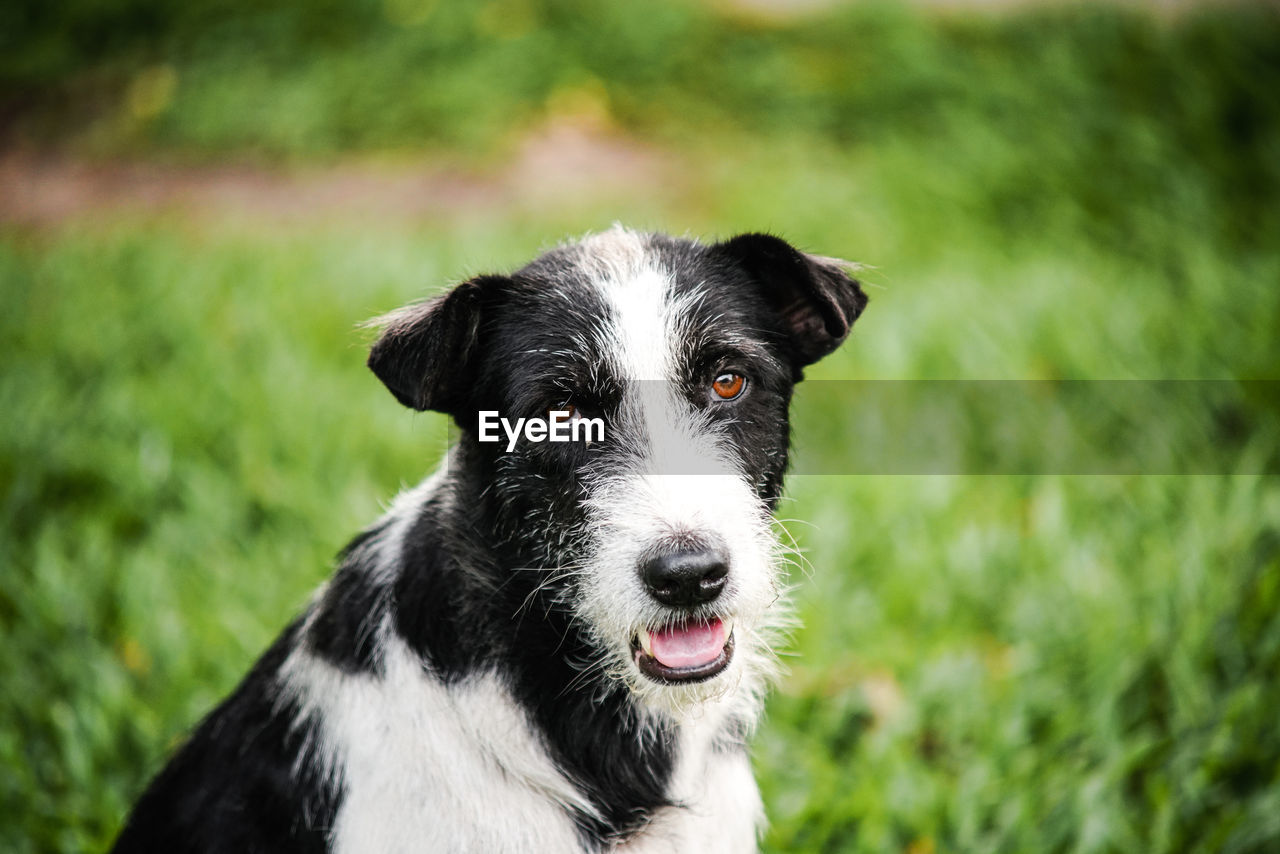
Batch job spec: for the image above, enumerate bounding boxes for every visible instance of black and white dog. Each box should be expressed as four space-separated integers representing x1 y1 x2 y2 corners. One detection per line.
113 227 866 853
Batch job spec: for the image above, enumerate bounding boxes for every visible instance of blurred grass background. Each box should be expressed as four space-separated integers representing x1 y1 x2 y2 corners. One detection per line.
2 0 1280 851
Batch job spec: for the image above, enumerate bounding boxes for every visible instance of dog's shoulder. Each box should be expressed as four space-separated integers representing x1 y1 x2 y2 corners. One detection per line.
302 468 486 680
111 619 339 853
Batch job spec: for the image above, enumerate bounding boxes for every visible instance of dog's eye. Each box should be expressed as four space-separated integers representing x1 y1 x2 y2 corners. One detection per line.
546 404 597 445
548 403 589 424
710 373 746 401
551 403 576 419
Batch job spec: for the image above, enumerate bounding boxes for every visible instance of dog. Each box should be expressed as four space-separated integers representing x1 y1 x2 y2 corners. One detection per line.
112 226 867 853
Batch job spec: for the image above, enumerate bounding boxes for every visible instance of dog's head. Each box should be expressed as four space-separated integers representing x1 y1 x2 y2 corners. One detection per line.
369 227 866 716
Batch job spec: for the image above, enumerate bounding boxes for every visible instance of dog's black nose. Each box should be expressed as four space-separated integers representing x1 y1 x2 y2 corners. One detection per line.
641 547 729 607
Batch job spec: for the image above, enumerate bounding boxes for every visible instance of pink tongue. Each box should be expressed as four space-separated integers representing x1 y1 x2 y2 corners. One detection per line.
649 619 726 669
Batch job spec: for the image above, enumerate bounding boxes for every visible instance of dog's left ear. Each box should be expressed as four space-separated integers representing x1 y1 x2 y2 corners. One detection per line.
366 275 506 414
713 233 867 371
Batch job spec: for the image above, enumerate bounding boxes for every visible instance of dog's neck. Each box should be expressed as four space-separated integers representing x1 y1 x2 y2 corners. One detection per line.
386 450 680 844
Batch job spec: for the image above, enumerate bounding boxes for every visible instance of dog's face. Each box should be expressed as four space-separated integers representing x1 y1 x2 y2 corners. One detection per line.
369 227 865 715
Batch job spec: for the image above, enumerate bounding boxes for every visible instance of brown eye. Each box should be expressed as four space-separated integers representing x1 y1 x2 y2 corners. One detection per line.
711 372 746 401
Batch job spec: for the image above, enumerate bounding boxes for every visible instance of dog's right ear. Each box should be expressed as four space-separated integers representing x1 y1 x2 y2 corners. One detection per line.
366 275 506 413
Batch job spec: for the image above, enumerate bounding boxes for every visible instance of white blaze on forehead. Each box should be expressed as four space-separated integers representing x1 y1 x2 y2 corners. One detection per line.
576 226 732 477
578 226 678 383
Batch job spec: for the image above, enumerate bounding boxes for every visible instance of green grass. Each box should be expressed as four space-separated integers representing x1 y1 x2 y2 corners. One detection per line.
3 2 1280 852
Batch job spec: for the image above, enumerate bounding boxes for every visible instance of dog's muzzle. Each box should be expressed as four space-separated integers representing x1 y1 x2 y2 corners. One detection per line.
632 545 735 683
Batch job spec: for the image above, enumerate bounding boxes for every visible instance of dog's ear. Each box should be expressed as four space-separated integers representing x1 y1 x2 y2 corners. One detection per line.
713 233 867 370
367 275 506 413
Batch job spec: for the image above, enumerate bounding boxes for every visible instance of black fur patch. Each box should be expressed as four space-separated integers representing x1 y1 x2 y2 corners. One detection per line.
392 504 493 682
306 522 394 675
510 649 677 848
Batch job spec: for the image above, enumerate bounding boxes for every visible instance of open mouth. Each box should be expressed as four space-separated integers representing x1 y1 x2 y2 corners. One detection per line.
633 617 734 684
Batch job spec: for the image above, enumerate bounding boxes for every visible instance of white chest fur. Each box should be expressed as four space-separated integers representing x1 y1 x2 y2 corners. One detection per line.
278 639 762 853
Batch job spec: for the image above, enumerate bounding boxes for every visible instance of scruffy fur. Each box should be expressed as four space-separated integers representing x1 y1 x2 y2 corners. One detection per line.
113 227 867 853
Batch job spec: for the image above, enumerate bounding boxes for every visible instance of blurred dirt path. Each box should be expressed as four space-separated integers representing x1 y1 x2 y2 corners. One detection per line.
0 122 676 227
